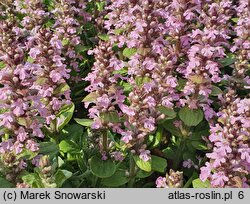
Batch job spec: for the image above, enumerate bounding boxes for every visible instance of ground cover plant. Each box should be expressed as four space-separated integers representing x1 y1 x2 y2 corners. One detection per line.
0 0 249 188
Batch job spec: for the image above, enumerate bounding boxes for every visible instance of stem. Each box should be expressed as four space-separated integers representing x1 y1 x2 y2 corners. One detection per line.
183 175 193 188
128 154 136 188
173 138 186 170
183 173 197 188
102 130 108 152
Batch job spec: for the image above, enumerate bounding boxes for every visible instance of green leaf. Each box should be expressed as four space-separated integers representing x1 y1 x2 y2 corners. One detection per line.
211 85 223 96
35 77 48 85
123 48 137 58
96 2 106 11
39 142 59 156
133 156 151 172
90 156 116 178
162 120 182 137
162 147 175 159
0 177 14 188
219 55 235 67
27 56 35 63
151 155 167 173
61 124 84 142
192 178 210 188
75 45 91 54
177 79 187 91
56 103 75 131
190 130 209 141
74 118 93 127
22 173 44 188
135 76 151 86
54 169 72 187
232 17 239 23
114 28 124 35
113 67 128 75
101 112 121 123
189 75 205 84
102 170 129 187
149 127 165 148
44 19 55 28
16 149 38 160
191 141 208 150
16 117 28 127
0 61 5 69
54 83 70 95
186 142 196 153
62 38 69 46
121 82 133 92
136 170 153 178
59 140 80 154
43 0 53 6
98 34 109 41
157 106 176 119
148 127 162 148
179 107 204 126
82 92 98 102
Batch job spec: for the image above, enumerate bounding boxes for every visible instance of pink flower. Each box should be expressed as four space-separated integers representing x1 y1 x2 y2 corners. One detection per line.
166 76 177 88
119 104 135 116
201 46 215 57
101 152 108 161
183 159 194 168
30 121 44 138
143 96 156 108
143 117 155 131
13 141 23 154
156 177 167 188
121 131 133 144
139 149 151 162
50 70 62 82
32 155 42 167
29 47 41 59
0 140 13 153
143 57 157 70
173 120 182 128
211 172 229 187
239 148 250 163
12 99 28 117
200 162 212 182
91 119 102 129
0 113 14 129
97 95 110 109
16 127 28 142
26 140 39 152
50 37 63 50
111 151 124 161
110 57 124 70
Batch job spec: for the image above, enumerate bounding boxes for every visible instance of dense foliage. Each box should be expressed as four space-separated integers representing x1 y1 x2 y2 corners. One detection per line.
0 0 249 188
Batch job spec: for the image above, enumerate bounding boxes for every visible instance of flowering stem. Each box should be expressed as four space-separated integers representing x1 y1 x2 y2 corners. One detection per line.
102 130 108 152
128 153 136 188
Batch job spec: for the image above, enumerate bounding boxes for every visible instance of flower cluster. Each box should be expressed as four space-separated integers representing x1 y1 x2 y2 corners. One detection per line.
156 169 183 188
179 0 234 121
85 0 236 159
85 0 195 159
231 0 250 79
0 0 88 183
85 0 250 188
0 3 46 181
200 92 250 187
199 0 250 188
